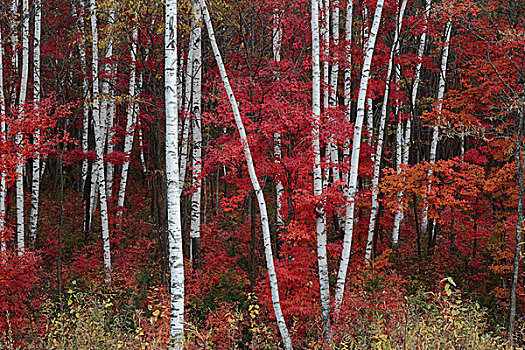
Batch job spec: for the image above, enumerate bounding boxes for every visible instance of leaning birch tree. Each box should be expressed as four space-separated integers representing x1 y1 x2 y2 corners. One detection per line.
391 0 432 244
198 0 292 347
421 19 452 233
165 0 185 346
90 0 112 284
365 0 407 260
117 27 138 216
187 0 203 267
334 0 385 317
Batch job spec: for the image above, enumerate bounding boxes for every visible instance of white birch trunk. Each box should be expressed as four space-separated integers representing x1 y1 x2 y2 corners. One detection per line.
198 1 292 347
0 25 6 255
391 0 431 244
90 0 111 284
421 19 452 233
328 1 340 184
117 27 138 215
29 0 42 249
16 0 30 253
334 0 385 317
78 0 90 192
188 1 203 266
341 0 353 224
165 0 185 347
273 10 284 232
321 0 330 187
312 0 332 341
102 5 115 199
365 0 407 260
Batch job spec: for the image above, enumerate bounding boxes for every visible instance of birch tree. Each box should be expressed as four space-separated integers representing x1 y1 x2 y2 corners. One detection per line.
421 19 452 233
90 0 111 284
16 0 30 253
334 0 385 317
101 4 115 199
273 9 284 244
187 0 203 267
0 24 6 255
391 0 432 244
365 0 407 260
312 0 331 342
198 0 292 347
117 27 138 216
28 0 42 249
165 0 185 346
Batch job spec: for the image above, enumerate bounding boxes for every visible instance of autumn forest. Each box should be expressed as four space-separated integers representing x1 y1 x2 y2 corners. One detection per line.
0 0 524 348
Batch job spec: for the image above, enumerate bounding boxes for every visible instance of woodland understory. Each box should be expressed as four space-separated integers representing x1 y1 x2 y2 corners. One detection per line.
0 0 524 349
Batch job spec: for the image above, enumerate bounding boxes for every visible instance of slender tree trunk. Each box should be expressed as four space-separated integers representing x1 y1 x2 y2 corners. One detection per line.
391 0 431 244
365 0 407 260
165 0 185 346
340 0 353 229
0 24 6 255
90 0 111 284
312 0 332 343
102 5 115 200
334 0 385 317
509 106 525 342
29 0 42 250
273 9 285 247
421 20 452 233
16 0 30 253
199 1 292 347
188 0 203 268
328 1 340 185
117 27 138 217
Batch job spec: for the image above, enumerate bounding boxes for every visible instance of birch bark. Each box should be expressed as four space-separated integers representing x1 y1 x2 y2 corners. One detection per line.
187 0 203 267
273 10 284 239
198 0 292 347
117 27 138 215
16 0 29 253
334 0 385 316
365 0 407 260
29 0 42 249
165 0 185 346
0 25 6 255
90 0 111 284
421 19 452 233
312 0 331 342
391 0 431 244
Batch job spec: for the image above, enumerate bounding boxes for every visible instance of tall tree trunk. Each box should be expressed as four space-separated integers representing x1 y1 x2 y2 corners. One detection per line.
509 106 525 343
391 0 431 244
328 1 340 184
421 20 452 233
198 1 292 347
78 0 92 237
0 23 6 256
188 0 203 268
340 0 353 229
90 0 111 284
273 9 285 249
102 5 115 200
334 0 385 317
29 0 42 250
312 0 332 343
365 0 407 260
16 0 30 253
165 0 185 347
117 27 138 216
